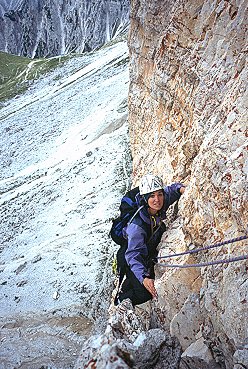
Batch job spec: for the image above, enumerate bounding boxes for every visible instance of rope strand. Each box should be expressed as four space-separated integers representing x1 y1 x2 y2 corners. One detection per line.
156 235 248 260
156 254 248 268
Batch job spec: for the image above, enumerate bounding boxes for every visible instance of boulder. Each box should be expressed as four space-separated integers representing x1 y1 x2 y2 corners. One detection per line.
180 337 221 369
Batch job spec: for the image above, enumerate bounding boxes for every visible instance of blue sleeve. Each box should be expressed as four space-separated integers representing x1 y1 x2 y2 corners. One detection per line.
164 182 184 210
125 223 150 284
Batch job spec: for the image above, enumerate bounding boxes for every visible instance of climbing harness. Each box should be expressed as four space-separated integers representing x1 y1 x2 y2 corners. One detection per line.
155 234 248 268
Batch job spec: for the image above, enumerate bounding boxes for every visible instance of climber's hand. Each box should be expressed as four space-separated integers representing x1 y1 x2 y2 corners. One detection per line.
143 278 158 299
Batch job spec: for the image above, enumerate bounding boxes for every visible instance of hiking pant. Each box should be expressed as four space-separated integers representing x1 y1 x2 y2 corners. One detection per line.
118 266 154 306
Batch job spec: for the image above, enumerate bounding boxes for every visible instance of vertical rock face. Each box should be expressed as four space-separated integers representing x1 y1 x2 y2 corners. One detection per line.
0 0 130 57
128 0 247 367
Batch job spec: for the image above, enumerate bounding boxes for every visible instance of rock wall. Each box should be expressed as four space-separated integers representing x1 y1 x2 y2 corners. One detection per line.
75 300 182 369
0 0 130 57
128 0 247 368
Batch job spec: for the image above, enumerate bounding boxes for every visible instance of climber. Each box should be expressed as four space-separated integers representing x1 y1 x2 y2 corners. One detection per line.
116 174 185 306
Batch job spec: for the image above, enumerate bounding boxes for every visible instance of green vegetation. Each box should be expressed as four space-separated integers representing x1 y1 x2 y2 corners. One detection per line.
0 33 128 105
0 52 71 103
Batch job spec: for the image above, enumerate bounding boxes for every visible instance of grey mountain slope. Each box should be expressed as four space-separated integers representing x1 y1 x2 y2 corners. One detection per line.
0 39 131 368
0 0 130 57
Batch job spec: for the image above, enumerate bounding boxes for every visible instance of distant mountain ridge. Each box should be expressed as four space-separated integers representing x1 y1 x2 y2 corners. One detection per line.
0 0 130 58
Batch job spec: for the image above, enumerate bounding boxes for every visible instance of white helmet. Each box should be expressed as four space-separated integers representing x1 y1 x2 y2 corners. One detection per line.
139 174 164 195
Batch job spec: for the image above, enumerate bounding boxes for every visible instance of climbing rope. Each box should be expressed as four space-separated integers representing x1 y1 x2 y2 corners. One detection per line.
156 235 248 260
155 234 248 268
156 254 248 268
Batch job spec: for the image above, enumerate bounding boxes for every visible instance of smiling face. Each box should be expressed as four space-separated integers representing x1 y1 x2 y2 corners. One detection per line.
147 189 164 215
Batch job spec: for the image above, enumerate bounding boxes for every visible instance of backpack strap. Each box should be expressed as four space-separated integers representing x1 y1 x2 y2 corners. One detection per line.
127 204 145 226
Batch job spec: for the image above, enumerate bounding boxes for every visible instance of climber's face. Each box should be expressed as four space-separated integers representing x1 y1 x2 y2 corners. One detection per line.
148 190 164 215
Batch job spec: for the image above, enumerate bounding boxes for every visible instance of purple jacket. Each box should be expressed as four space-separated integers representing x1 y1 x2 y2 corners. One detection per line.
124 183 184 284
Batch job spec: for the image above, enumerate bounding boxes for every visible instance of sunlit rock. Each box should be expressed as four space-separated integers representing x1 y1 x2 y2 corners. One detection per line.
128 0 248 367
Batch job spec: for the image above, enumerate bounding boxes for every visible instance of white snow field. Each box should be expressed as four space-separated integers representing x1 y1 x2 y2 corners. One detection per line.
0 40 131 368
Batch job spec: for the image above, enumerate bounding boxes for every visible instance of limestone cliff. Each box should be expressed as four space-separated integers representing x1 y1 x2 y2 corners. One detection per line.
0 0 129 57
128 0 247 368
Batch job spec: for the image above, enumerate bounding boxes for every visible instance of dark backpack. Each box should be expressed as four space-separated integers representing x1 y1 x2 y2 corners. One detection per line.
110 186 144 304
110 186 143 246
